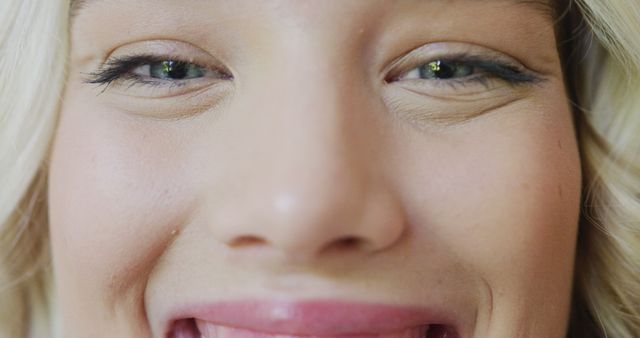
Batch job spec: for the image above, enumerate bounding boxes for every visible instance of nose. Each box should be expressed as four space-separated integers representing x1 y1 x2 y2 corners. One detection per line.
200 51 406 264
214 183 406 263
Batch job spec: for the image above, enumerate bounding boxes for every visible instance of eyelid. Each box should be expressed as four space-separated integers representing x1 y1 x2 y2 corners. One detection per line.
88 54 231 83
383 42 537 82
83 39 235 89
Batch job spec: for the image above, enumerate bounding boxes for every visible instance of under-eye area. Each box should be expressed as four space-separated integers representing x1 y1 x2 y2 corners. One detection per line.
380 42 547 127
77 41 236 119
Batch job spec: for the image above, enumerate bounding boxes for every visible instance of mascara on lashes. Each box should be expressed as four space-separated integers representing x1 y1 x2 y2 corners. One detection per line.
85 53 541 92
85 55 232 90
388 53 542 87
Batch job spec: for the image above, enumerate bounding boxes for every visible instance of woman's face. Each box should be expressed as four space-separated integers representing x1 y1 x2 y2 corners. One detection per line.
49 1 582 337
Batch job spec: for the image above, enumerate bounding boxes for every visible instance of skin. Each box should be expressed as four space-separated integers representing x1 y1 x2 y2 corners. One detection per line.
49 0 582 337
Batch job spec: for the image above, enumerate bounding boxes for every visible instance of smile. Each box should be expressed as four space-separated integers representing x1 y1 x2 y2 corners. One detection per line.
165 300 460 338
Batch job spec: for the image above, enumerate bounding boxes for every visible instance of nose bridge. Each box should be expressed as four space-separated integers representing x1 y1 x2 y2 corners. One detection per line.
204 34 405 262
277 94 370 245
269 61 364 201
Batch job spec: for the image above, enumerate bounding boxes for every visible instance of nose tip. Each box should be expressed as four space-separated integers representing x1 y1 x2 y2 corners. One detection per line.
210 182 406 264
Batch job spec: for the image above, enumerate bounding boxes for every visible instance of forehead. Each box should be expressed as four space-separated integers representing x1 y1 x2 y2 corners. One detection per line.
70 0 557 19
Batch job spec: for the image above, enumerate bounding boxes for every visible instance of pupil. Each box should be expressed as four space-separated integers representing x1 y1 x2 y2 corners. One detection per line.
420 60 473 80
433 61 455 79
162 61 188 79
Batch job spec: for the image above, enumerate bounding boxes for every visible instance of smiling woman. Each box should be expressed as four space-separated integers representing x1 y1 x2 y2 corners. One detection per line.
1 1 639 338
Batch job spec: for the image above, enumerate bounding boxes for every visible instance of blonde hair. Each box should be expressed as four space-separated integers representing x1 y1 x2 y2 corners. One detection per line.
0 0 69 337
570 0 640 337
0 0 638 337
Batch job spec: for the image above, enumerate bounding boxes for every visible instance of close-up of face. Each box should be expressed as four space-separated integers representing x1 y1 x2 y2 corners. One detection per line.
47 0 583 337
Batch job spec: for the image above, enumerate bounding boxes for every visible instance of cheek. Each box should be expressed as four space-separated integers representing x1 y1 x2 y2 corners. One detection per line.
394 102 581 331
48 102 195 307
445 124 580 278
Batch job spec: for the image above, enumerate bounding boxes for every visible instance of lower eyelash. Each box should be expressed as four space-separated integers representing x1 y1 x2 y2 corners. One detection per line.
474 62 541 85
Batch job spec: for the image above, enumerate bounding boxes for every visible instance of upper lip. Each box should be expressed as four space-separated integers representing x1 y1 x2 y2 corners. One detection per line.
164 299 457 336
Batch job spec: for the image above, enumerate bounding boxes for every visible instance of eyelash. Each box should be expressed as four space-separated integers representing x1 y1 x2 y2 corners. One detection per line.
85 53 540 92
85 54 231 91
388 54 541 88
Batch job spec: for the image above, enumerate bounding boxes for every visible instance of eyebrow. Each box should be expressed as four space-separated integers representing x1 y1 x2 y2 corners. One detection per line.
514 0 558 17
70 0 557 19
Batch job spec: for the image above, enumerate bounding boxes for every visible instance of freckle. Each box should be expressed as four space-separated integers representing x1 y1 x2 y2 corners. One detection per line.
558 185 563 198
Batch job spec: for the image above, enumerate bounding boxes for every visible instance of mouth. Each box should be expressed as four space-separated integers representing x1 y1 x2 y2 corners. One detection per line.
169 319 458 338
165 301 461 338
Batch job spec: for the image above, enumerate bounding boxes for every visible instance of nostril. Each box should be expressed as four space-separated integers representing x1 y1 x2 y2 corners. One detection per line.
321 235 365 253
228 235 267 248
335 236 361 248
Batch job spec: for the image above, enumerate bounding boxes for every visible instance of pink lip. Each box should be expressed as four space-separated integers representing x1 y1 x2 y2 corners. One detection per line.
165 300 455 336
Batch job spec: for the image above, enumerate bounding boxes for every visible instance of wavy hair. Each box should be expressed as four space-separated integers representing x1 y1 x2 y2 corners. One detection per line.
0 0 69 337
569 0 640 337
0 0 638 337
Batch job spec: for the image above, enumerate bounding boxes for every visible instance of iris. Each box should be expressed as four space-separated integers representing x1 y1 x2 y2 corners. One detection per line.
419 61 474 80
150 61 205 80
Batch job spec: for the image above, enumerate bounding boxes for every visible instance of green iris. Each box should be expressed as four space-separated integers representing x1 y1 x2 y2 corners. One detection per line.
419 61 474 80
149 61 205 80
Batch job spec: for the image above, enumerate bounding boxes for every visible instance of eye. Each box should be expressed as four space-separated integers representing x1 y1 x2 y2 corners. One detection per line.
414 60 474 80
398 60 479 82
134 60 207 80
86 54 233 95
389 56 540 88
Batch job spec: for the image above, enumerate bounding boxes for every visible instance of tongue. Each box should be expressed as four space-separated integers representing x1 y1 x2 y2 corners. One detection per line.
195 321 428 338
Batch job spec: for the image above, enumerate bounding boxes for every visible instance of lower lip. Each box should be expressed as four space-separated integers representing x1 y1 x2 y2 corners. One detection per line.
165 300 459 338
196 321 427 338
169 320 457 338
